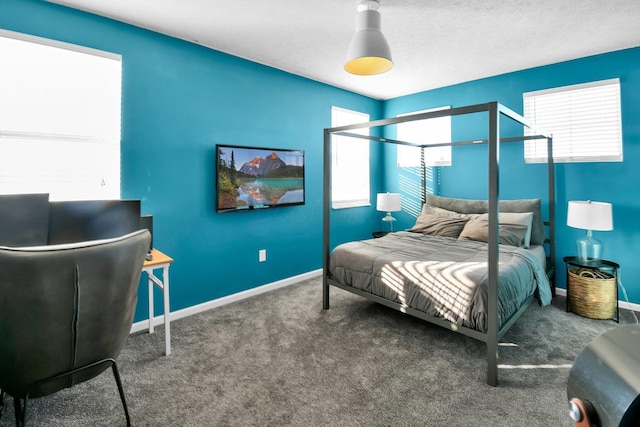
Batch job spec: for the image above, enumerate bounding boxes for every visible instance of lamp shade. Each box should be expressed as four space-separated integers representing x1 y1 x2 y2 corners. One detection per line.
376 193 401 212
344 7 393 75
567 200 613 231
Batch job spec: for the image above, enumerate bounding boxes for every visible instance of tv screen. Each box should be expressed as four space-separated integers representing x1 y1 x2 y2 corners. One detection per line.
48 199 141 245
216 144 305 213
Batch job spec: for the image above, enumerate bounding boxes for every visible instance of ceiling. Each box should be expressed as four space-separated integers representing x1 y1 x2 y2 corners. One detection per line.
47 0 640 100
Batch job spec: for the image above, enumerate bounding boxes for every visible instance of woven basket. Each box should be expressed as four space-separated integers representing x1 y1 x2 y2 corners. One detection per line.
568 267 616 319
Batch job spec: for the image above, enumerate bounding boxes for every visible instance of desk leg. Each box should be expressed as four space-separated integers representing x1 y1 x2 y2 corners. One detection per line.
163 265 171 356
148 275 155 334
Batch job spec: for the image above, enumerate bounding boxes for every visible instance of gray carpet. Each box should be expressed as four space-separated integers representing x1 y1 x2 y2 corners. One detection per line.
0 276 633 426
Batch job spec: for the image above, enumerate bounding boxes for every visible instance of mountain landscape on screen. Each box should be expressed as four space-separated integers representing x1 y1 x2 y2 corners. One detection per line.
217 145 305 212
240 152 285 176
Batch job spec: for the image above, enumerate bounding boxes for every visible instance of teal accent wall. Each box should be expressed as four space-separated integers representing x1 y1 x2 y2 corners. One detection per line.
383 47 640 301
3 0 640 311
0 0 383 321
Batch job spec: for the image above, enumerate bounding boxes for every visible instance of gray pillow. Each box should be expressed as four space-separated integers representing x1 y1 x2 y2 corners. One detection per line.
422 205 480 220
475 212 534 248
408 213 469 238
458 218 529 247
425 195 545 245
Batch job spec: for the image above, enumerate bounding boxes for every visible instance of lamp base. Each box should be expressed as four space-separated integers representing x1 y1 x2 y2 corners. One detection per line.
577 230 602 262
381 212 396 232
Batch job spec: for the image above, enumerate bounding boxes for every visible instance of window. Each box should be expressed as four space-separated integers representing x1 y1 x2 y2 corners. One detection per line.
397 106 451 168
0 30 122 200
523 79 622 163
331 107 370 209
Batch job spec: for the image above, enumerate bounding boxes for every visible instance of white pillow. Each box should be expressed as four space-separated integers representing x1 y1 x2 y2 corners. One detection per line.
477 212 534 248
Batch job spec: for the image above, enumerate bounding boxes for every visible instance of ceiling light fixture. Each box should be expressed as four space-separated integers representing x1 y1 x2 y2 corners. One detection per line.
344 0 393 76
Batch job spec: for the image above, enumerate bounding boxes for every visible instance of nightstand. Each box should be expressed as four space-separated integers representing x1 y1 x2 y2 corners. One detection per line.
563 256 619 322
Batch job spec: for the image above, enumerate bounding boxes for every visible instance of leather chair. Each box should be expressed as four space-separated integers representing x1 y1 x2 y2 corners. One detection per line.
0 230 151 426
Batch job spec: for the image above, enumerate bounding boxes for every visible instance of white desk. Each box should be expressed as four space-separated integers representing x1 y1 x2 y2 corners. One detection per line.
142 249 174 355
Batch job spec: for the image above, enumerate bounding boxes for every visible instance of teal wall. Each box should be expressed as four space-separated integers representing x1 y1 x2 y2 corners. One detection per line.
383 47 640 301
0 0 383 321
3 0 640 312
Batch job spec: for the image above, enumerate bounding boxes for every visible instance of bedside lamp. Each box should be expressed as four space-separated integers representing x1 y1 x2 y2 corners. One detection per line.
376 192 401 232
567 200 613 262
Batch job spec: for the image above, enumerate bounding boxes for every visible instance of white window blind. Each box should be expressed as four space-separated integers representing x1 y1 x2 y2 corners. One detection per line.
0 30 122 200
331 107 370 209
524 79 622 163
397 106 451 167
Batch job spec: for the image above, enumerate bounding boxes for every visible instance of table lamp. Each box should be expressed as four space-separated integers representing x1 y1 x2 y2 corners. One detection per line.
376 192 401 232
567 200 613 261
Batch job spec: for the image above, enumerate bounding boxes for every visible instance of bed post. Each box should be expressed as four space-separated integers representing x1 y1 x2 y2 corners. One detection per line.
487 102 500 387
547 136 556 293
322 128 331 310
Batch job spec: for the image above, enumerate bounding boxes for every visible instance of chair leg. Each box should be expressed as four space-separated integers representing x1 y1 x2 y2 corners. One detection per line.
111 362 131 427
13 395 27 427
16 358 130 426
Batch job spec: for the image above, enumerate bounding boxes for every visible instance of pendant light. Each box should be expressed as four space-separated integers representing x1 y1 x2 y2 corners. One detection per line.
344 0 393 75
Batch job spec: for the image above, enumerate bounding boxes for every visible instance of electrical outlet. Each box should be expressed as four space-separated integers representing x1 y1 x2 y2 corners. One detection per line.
259 249 266 262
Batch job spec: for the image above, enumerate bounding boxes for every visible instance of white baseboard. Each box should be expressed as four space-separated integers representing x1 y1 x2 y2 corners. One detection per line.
130 268 323 334
555 287 640 312
131 273 639 335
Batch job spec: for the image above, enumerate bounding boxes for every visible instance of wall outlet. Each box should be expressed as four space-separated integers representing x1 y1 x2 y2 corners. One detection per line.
259 249 266 262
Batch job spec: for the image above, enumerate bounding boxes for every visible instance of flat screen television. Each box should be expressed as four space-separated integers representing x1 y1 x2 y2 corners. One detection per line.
48 199 142 245
216 144 305 213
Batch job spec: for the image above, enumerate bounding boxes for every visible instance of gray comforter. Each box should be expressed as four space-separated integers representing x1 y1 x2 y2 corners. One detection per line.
329 232 552 332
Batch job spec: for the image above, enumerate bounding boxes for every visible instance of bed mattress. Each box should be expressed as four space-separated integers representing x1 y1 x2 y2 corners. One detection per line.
329 231 552 332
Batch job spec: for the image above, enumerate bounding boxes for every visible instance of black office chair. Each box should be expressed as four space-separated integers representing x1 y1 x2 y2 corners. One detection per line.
0 230 150 426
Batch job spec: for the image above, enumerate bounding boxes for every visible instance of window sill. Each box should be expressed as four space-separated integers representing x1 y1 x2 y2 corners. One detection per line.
332 201 371 210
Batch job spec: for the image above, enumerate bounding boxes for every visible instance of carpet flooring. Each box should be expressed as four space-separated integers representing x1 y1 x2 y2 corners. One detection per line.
0 276 633 426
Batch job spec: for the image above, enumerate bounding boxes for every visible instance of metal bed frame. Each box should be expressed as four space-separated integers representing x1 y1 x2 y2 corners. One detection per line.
322 101 555 386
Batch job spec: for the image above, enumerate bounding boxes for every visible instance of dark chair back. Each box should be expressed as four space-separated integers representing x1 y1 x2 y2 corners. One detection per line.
0 230 150 399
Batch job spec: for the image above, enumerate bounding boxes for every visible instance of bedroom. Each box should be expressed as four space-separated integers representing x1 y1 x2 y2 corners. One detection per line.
1 0 640 425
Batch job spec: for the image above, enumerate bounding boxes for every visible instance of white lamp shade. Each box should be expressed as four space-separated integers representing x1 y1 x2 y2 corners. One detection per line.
377 193 401 212
567 200 613 231
344 9 393 75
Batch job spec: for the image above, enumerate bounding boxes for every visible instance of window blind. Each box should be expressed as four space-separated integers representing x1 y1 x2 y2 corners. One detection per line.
0 30 122 200
396 106 451 168
331 107 370 209
523 79 622 163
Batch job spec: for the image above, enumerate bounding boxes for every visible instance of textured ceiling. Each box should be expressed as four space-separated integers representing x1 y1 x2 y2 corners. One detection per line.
47 0 640 100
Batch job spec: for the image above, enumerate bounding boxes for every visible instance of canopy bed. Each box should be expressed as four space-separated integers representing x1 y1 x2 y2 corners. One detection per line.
322 102 555 386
